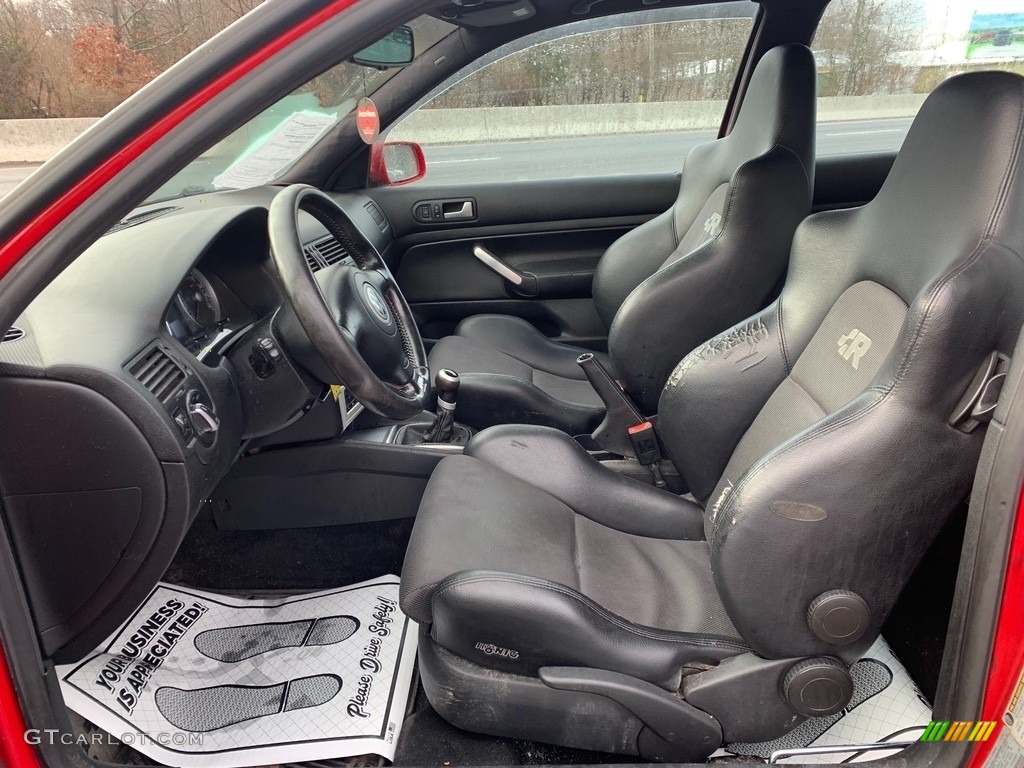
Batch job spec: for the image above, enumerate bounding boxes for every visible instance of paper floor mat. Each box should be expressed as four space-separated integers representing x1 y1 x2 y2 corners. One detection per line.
716 636 932 763
57 577 417 768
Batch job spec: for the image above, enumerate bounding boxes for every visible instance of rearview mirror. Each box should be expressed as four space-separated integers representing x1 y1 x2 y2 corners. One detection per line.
369 142 427 187
352 26 414 69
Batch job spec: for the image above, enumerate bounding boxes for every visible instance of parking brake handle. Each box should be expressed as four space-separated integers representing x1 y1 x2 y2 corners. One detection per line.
577 353 647 458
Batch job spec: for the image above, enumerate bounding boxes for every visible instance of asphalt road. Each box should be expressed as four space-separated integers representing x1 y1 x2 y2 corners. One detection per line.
420 117 911 183
0 165 38 199
0 117 911 200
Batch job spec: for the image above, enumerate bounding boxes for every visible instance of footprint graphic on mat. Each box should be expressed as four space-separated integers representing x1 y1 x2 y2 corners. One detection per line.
194 615 359 662
156 674 342 733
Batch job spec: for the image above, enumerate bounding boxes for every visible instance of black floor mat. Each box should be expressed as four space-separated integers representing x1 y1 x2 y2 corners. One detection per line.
165 514 633 765
163 511 415 590
394 706 639 766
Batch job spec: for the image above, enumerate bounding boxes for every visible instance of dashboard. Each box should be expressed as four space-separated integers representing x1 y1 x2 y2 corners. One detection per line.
0 185 394 660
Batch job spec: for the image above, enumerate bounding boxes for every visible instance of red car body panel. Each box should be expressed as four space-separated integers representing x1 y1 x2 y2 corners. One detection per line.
0 0 359 281
966 488 1024 767
0 644 40 768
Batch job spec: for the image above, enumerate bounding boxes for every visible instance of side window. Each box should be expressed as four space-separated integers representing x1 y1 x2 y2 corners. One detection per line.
813 1 1024 155
387 3 757 183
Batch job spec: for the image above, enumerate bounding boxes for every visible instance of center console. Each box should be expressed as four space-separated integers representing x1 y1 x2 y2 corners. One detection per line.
211 360 686 534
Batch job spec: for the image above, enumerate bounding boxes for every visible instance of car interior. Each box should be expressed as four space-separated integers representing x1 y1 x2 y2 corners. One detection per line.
1 0 1024 765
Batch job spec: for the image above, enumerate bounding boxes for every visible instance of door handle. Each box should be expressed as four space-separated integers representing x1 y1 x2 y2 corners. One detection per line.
472 244 539 296
443 200 475 220
473 245 525 286
412 198 477 223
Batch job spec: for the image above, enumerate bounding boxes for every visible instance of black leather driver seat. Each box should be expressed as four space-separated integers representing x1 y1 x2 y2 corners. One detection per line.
428 44 817 432
400 71 1024 761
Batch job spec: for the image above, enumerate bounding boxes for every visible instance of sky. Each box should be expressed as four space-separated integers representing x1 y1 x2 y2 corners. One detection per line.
914 0 1024 62
924 0 1024 41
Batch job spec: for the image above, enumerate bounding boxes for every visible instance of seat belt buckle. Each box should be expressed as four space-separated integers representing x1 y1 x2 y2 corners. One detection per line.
628 421 662 465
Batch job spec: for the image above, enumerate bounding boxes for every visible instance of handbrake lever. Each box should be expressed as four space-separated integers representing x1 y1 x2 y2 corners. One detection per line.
577 353 646 457
578 353 667 486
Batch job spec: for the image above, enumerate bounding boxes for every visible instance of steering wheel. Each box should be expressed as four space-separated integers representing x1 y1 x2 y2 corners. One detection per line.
268 185 429 420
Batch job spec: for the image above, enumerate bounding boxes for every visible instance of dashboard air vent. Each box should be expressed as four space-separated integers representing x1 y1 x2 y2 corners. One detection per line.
303 244 323 272
1 326 25 343
303 235 352 273
317 236 349 266
129 346 185 402
106 206 181 235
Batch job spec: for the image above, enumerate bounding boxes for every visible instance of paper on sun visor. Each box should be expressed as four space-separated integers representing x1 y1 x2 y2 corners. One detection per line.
213 111 337 190
57 578 417 768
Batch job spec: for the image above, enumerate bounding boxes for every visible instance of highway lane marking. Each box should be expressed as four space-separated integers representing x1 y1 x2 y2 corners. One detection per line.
823 128 905 137
427 156 500 164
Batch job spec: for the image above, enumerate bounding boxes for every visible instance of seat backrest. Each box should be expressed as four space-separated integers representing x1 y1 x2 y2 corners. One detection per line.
592 44 816 412
659 71 1024 662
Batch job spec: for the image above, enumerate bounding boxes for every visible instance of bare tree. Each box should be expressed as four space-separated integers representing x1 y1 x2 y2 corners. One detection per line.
431 16 752 110
0 0 33 117
814 0 924 96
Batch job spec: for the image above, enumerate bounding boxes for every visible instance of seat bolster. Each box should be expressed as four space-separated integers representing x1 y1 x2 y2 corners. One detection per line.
468 425 706 540
456 373 605 433
455 314 602 379
427 329 606 433
431 570 748 690
659 302 791 503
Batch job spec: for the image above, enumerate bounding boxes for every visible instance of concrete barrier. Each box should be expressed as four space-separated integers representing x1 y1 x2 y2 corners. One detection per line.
390 94 929 145
816 93 927 122
0 118 99 163
0 93 929 162
391 100 730 144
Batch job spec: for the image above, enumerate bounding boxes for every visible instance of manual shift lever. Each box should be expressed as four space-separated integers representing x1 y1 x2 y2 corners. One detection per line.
426 369 460 443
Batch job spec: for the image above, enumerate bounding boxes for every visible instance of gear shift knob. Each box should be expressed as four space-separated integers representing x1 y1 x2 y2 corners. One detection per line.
428 369 460 442
435 368 460 403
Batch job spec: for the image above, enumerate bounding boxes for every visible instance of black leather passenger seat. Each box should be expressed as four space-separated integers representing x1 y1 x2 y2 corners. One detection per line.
427 44 818 432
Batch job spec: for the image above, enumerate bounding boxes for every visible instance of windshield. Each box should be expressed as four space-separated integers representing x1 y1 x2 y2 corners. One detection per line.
146 15 454 203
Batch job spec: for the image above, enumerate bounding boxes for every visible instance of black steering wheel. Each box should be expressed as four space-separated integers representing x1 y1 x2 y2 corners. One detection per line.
268 185 429 420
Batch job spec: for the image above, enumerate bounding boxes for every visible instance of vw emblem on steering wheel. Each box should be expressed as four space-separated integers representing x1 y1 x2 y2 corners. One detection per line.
364 284 392 323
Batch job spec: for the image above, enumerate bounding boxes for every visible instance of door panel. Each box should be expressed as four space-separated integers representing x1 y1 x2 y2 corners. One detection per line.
397 228 623 304
397 228 630 347
373 174 680 238
372 174 679 348
373 153 892 354
813 152 895 212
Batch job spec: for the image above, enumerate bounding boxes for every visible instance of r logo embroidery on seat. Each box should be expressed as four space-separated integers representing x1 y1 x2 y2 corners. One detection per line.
703 212 722 237
838 329 872 369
